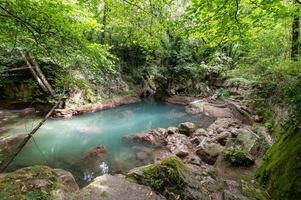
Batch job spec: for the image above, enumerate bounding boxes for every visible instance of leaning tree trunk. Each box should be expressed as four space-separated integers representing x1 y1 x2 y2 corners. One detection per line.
27 52 55 96
291 7 300 60
20 51 54 96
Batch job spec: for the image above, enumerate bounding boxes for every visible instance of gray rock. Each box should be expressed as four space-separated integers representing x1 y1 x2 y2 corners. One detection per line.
223 190 254 200
0 134 26 155
222 180 255 200
182 187 210 200
196 143 224 165
179 122 197 136
167 127 178 135
236 129 260 156
0 166 79 200
78 174 165 200
213 131 231 146
123 128 167 147
128 157 210 200
194 128 208 137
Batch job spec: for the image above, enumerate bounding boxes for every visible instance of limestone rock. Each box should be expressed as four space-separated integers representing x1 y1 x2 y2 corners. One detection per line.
194 128 209 137
0 166 79 200
213 131 231 146
78 174 165 200
123 128 167 147
166 127 178 135
178 122 197 136
128 157 210 200
196 143 224 165
0 134 26 156
164 95 198 105
223 180 254 200
236 129 260 156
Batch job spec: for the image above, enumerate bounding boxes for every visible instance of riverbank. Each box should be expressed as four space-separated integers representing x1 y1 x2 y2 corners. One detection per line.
52 95 141 118
0 93 272 200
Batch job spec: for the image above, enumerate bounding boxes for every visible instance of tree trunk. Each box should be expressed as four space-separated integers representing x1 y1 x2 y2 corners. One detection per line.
27 52 55 96
20 51 54 96
100 0 107 44
291 8 300 60
20 51 50 95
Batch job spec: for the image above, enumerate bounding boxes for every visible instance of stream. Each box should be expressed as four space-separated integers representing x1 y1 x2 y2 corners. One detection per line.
1 99 198 186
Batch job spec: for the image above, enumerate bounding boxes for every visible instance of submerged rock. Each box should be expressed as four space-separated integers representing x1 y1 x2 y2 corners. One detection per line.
83 145 107 161
123 128 167 147
0 134 26 156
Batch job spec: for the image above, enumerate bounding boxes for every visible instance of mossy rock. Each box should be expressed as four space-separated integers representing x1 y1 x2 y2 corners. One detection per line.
256 131 301 200
240 179 269 200
222 147 254 167
0 165 78 200
127 156 210 200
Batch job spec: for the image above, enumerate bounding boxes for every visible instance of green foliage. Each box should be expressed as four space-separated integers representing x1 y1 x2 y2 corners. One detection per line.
217 88 230 99
0 0 114 96
222 147 254 167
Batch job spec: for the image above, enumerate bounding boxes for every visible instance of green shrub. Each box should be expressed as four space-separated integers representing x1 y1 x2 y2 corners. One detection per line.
217 88 230 99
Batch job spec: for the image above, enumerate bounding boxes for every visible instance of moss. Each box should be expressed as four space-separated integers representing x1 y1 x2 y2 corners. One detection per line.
141 156 190 191
240 179 269 200
256 130 301 200
100 191 108 198
0 166 60 200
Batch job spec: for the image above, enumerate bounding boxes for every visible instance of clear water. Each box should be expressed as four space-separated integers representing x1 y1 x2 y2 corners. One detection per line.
4 99 197 186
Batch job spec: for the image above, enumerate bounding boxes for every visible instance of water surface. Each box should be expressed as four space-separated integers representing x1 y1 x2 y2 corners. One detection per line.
4 99 197 186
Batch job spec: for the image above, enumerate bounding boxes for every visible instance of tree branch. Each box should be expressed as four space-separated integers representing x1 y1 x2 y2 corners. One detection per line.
234 0 243 40
0 5 40 44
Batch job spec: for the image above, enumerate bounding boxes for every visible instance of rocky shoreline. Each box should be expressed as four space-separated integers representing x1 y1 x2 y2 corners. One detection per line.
0 95 271 200
52 95 141 118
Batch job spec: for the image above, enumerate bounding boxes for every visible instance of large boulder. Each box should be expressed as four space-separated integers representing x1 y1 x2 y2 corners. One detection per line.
78 174 165 200
178 122 197 137
186 100 252 125
0 166 79 200
222 147 255 167
128 156 210 200
196 143 224 165
186 101 233 118
236 129 260 156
